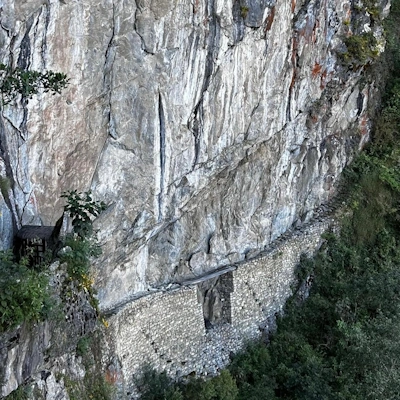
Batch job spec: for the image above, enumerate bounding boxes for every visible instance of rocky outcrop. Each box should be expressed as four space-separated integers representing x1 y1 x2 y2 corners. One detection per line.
0 260 98 398
0 0 386 310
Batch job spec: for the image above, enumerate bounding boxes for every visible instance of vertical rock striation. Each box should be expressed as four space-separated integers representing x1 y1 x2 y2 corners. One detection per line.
0 0 386 308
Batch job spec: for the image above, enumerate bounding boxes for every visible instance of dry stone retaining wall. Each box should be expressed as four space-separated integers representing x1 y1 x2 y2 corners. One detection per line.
106 216 336 394
0 214 338 399
230 218 333 338
107 288 205 380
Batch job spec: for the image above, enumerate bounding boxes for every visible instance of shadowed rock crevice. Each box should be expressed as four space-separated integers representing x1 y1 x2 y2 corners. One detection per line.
158 92 166 221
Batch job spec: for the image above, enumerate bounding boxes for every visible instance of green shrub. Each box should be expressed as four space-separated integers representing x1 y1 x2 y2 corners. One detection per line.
135 366 183 400
61 190 106 239
136 367 238 400
3 385 30 400
181 370 238 400
341 32 379 67
59 190 106 311
0 251 51 332
0 64 68 104
65 372 115 400
226 224 400 399
240 6 249 19
0 189 106 333
76 336 92 358
60 235 100 281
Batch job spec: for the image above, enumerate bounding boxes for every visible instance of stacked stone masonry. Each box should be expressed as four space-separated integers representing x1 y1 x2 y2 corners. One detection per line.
106 217 334 395
107 288 205 379
230 219 332 337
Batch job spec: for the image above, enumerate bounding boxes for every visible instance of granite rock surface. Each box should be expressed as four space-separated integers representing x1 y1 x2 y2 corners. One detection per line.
0 0 384 308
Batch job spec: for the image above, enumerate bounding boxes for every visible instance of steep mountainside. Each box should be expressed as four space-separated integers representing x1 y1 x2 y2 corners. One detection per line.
0 0 387 309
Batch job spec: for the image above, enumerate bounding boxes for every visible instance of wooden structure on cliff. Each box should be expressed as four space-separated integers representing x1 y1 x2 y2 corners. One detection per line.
14 225 57 266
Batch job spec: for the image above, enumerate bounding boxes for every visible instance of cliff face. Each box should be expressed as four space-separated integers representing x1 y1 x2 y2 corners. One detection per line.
0 0 384 308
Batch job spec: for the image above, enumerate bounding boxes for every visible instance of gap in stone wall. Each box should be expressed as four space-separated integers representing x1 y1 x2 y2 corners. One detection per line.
197 271 234 329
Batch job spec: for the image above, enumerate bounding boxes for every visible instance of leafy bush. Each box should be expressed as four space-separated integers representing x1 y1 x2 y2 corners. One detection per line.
60 234 101 282
341 32 379 67
136 366 239 400
240 6 249 19
222 221 400 399
0 251 51 332
3 385 30 400
135 366 183 400
59 190 106 311
0 64 68 104
180 370 238 400
61 190 107 239
76 336 92 358
0 190 106 333
0 63 68 104
65 371 115 400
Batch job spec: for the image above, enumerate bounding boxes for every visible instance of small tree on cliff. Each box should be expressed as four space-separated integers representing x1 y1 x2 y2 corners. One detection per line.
0 63 68 105
61 190 107 239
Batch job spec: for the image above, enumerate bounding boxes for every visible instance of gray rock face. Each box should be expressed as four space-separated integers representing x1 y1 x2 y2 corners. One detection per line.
0 0 383 308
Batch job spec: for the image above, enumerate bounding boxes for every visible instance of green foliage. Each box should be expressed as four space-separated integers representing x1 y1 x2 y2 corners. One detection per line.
180 370 238 400
372 79 400 150
0 189 105 333
60 235 100 281
76 336 92 358
240 6 249 19
383 0 400 74
0 251 51 332
223 223 400 400
136 367 239 400
0 176 10 199
64 372 115 400
60 191 106 311
135 366 183 400
362 0 380 19
3 385 30 400
62 190 107 239
0 63 68 104
229 343 276 400
341 32 379 67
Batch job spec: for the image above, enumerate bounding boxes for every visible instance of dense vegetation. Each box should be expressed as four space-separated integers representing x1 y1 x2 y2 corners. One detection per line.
0 191 105 332
137 1 400 399
0 251 51 332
